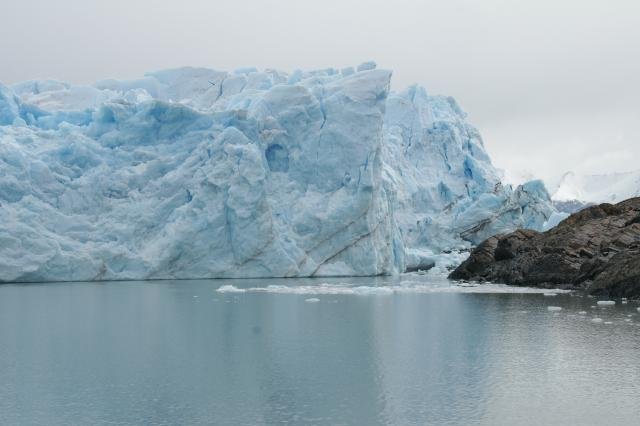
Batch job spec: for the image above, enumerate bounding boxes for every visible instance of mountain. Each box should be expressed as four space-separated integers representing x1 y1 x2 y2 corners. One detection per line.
0 63 557 282
552 170 640 205
552 199 595 214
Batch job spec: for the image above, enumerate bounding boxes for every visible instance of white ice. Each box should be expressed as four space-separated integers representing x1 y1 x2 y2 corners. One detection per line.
215 282 570 296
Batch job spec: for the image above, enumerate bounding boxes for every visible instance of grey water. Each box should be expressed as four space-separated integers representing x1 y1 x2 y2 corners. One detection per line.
1 277 639 426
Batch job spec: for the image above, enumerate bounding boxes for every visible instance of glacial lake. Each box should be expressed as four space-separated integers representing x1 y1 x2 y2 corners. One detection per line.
1 275 639 425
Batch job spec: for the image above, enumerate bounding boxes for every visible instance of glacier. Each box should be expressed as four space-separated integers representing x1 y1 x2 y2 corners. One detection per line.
0 63 557 282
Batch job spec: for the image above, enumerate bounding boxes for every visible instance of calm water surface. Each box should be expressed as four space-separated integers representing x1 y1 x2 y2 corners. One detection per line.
1 276 639 425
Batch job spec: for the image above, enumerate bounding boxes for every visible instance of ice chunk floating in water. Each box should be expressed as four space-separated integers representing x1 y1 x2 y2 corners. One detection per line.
216 285 246 294
547 306 562 312
0 65 558 282
597 301 616 306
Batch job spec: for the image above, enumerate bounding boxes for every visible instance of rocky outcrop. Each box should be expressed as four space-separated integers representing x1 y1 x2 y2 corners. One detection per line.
450 198 640 298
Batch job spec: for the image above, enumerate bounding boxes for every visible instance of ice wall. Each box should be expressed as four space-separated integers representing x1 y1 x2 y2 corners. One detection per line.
382 86 554 268
0 64 555 282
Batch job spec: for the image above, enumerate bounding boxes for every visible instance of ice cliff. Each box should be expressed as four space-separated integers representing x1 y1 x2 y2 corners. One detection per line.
0 64 556 282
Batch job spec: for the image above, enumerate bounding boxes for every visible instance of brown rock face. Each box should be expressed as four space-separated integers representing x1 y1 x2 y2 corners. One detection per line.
449 198 640 298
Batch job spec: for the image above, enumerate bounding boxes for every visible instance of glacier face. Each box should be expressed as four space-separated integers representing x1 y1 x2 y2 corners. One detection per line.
0 64 555 282
383 87 556 255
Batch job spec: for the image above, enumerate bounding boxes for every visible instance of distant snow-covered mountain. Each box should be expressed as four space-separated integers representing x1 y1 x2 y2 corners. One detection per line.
551 170 640 204
498 167 640 214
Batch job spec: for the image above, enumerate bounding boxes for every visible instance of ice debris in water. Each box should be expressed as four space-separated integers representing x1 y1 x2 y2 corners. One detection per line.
543 293 558 297
304 298 320 303
578 311 587 315
0 64 558 282
597 301 616 306
547 306 562 311
213 282 570 296
592 318 603 323
217 285 246 293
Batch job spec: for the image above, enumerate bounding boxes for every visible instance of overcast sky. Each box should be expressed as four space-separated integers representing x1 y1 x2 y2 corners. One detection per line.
2 0 639 183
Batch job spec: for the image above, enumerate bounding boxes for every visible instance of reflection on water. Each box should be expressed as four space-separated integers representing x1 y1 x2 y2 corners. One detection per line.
1 276 639 425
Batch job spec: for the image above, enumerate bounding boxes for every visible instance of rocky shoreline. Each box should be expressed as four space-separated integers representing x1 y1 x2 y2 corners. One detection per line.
449 198 640 298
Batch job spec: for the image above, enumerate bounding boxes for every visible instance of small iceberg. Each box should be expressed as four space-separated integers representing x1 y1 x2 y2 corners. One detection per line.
592 318 603 323
543 293 558 297
597 300 615 306
578 311 587 315
305 298 320 303
547 306 562 312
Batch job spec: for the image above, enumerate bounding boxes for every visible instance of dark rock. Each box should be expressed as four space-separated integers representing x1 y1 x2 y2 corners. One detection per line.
449 236 499 280
449 197 640 298
625 214 640 227
589 250 640 298
494 229 538 261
